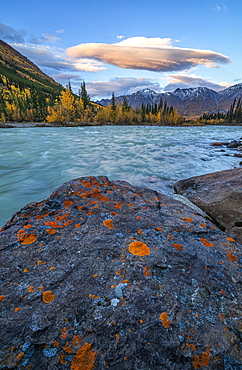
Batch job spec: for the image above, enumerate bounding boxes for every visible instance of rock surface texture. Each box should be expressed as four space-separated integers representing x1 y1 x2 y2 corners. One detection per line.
0 176 242 369
174 167 242 245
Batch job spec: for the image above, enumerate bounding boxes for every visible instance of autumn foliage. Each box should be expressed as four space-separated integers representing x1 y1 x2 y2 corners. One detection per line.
0 74 184 126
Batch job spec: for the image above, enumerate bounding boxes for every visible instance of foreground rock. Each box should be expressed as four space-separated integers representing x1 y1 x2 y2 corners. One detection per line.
174 168 242 244
0 176 242 369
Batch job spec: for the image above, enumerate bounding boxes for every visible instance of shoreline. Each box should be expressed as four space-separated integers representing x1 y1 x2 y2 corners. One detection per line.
1 121 242 128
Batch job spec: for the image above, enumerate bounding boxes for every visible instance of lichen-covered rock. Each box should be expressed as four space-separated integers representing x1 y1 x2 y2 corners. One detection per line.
174 167 242 244
0 176 242 369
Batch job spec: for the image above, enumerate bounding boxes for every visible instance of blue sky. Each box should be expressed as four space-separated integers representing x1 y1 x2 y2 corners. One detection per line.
1 0 241 99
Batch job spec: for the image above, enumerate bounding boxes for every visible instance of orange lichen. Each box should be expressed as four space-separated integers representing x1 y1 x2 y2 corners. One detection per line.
172 243 184 251
46 228 56 235
45 221 61 228
114 202 123 209
226 237 235 242
22 233 37 245
128 241 150 256
63 342 73 353
159 312 171 328
137 229 143 235
50 267 56 270
16 352 24 360
14 307 21 312
23 269 28 272
88 294 99 299
75 224 81 228
28 286 34 293
110 212 118 216
63 199 73 209
71 342 96 370
42 290 55 303
61 327 67 339
103 219 114 229
143 266 150 277
186 343 197 351
53 340 60 347
72 335 82 347
82 180 93 188
59 354 68 364
56 213 70 221
200 223 207 228
193 349 210 369
155 227 163 232
227 253 238 261
0 295 5 301
36 215 45 220
24 224 33 229
184 217 193 223
219 313 226 319
17 229 26 239
17 229 36 245
39 286 44 291
200 238 213 248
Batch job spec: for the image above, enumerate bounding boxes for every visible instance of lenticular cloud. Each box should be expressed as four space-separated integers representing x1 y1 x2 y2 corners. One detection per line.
66 36 231 73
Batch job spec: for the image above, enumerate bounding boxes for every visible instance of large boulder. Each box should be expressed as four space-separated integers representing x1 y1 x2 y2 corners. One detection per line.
0 176 242 369
174 168 242 244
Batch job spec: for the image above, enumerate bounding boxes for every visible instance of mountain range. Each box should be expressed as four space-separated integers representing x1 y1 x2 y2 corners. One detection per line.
97 84 242 117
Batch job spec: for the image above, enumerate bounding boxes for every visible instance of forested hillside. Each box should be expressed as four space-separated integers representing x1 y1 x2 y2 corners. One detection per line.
0 39 63 122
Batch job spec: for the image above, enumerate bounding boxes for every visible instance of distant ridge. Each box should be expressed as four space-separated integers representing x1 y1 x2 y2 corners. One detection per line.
0 39 62 93
97 84 242 117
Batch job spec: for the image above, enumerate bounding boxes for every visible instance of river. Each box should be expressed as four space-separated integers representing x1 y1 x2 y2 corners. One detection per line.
0 125 242 226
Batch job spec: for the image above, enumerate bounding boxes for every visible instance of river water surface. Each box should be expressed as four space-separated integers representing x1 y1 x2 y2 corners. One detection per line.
1 125 242 226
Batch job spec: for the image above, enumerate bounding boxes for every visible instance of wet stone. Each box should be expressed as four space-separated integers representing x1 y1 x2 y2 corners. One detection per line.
0 176 242 369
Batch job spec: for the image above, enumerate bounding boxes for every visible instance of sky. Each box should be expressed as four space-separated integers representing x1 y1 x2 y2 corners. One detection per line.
0 0 241 99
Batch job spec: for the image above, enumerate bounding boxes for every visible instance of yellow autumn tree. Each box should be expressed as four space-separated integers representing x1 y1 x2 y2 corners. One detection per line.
95 106 110 124
46 89 75 124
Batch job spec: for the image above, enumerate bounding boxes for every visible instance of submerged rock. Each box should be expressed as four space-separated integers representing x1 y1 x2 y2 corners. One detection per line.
0 176 242 369
174 167 242 244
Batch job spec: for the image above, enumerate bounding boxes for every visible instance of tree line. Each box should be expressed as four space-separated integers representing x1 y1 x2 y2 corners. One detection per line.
2 75 241 126
199 98 242 124
0 77 184 125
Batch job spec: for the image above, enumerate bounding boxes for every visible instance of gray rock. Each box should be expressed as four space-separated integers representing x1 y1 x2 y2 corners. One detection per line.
174 167 242 244
0 176 242 369
227 140 242 149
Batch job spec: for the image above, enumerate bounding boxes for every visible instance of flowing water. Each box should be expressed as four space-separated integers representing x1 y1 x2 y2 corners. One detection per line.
0 125 242 226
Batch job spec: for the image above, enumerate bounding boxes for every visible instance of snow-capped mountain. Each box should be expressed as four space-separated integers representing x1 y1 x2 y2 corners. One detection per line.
96 83 242 117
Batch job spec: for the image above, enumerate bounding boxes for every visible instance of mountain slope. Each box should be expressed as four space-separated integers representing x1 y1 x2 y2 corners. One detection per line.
97 84 242 117
0 39 62 93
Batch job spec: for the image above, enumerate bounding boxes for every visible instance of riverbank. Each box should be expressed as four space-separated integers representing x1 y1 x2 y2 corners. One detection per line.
1 121 242 128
